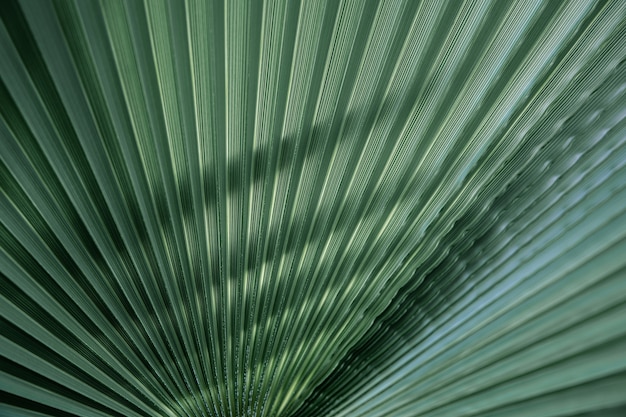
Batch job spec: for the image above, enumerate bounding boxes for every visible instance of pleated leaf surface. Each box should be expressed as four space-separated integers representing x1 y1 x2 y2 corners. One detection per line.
1 1 625 416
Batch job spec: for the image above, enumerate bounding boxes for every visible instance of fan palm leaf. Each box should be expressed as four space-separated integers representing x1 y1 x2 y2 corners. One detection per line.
1 0 625 416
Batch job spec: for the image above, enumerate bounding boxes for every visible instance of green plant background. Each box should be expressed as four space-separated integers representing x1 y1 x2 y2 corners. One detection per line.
1 0 625 416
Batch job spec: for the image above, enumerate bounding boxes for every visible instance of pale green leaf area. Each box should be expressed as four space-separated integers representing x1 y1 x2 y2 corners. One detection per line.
1 0 625 416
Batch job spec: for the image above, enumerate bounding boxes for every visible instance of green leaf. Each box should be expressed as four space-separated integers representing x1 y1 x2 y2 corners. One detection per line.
1 1 625 416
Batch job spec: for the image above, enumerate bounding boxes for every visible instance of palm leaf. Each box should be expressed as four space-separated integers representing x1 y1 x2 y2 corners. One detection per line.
1 0 625 416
